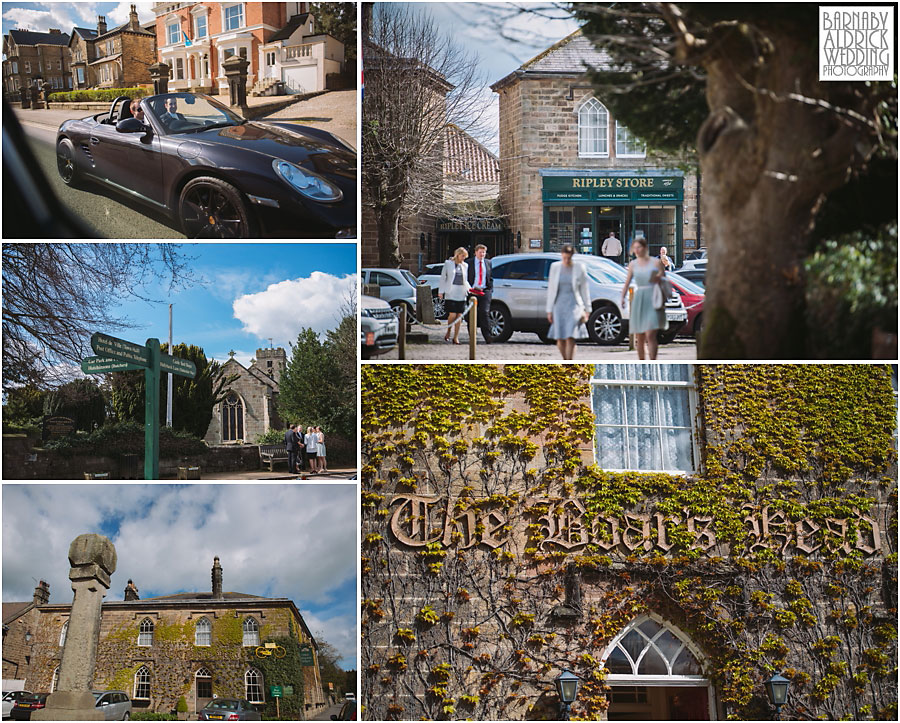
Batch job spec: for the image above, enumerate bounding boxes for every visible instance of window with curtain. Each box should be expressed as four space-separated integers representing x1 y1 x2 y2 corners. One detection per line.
138 618 154 646
242 617 259 646
616 121 647 157
133 666 151 699
195 617 211 646
592 364 695 472
577 97 609 157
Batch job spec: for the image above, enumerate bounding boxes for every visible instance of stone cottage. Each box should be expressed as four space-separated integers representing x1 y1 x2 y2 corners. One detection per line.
204 347 286 445
3 559 326 716
360 364 897 721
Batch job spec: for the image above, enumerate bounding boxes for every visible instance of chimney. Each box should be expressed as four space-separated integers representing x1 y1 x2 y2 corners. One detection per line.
211 556 223 600
129 5 140 31
48 28 61 34
124 579 140 601
33 580 50 606
97 15 107 35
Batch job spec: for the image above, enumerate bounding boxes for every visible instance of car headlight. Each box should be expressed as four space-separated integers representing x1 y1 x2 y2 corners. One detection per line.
272 159 342 202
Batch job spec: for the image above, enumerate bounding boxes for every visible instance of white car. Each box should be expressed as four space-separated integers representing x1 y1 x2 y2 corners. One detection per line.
361 295 399 359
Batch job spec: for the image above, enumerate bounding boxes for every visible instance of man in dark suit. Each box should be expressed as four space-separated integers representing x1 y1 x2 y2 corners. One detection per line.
467 244 494 343
284 424 297 475
294 424 306 473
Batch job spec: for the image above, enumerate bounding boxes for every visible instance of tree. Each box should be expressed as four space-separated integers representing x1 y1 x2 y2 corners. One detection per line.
109 343 234 439
314 638 349 699
42 378 107 431
3 384 46 424
363 3 489 266
312 2 357 67
2 244 193 389
567 3 897 358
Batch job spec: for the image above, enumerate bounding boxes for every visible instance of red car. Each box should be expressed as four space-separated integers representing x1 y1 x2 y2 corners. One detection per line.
666 272 705 338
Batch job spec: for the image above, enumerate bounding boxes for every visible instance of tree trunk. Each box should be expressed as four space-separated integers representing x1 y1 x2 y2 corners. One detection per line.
376 202 403 268
693 26 870 358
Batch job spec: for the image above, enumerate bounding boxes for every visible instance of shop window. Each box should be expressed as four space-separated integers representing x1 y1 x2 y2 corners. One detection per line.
195 617 211 646
138 618 154 646
133 666 151 700
616 121 646 157
245 668 264 703
592 364 696 472
578 97 609 157
547 206 594 253
602 615 704 679
633 206 676 257
242 617 259 646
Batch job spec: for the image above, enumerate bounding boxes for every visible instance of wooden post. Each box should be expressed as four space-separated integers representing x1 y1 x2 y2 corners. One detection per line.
275 696 280 719
398 305 406 360
468 298 477 360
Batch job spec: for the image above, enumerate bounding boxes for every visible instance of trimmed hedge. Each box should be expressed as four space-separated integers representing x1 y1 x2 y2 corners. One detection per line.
130 714 177 721
43 421 207 458
47 87 149 103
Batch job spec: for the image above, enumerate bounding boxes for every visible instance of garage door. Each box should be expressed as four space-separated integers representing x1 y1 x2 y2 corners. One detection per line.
282 66 318 94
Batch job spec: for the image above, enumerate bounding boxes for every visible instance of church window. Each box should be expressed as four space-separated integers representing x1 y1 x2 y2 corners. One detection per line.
242 617 259 646
577 97 609 157
245 668 264 703
196 668 212 698
591 365 696 472
195 617 211 646
133 666 151 699
223 393 244 441
138 618 154 646
59 620 67 647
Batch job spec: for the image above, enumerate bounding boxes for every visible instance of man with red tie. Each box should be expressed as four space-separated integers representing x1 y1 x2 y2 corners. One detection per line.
467 244 494 343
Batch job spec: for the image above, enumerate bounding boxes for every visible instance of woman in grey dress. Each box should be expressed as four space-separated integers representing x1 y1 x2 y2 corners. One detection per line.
620 236 667 360
546 244 590 360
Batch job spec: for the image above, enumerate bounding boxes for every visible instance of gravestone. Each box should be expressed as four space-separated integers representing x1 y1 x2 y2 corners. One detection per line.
33 534 117 721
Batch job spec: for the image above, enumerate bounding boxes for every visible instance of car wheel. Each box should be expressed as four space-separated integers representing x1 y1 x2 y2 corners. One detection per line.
658 326 679 344
535 329 555 345
122 714 130 721
692 313 702 339
389 300 414 331
179 177 253 239
56 138 79 186
588 305 625 345
487 304 513 343
432 294 448 320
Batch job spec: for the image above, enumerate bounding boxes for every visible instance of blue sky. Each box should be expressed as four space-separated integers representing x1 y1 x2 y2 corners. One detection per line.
2 2 156 39
2 483 359 670
88 242 356 370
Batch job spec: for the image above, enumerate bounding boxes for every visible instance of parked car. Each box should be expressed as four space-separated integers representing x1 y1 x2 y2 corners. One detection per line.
361 268 419 324
197 698 260 721
9 694 47 721
486 253 686 345
678 249 708 272
331 699 357 721
675 268 705 288
91 690 132 721
3 691 32 720
666 271 706 338
361 294 399 360
56 93 356 239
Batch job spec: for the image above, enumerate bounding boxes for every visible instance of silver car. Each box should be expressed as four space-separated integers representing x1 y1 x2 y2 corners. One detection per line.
488 253 686 344
361 268 418 317
361 294 399 359
91 691 131 720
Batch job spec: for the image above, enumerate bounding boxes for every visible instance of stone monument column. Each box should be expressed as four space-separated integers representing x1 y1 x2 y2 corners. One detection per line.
34 533 117 721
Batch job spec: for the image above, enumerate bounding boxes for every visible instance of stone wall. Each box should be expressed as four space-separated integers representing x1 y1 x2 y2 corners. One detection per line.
121 33 156 86
2 605 40 681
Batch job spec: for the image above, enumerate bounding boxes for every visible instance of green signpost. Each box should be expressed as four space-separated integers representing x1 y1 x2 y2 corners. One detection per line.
269 686 282 698
85 332 197 480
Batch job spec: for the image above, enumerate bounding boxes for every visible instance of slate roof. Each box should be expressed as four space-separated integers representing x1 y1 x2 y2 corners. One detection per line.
444 124 499 184
491 29 614 89
2 601 33 625
7 29 70 47
140 591 268 602
72 27 98 40
96 20 155 41
269 13 311 42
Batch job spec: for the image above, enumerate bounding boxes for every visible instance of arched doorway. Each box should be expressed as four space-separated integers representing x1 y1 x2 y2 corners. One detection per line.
601 614 716 720
195 667 213 712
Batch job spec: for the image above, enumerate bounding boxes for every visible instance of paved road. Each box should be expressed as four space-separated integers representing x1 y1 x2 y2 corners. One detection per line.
381 322 698 361
309 702 344 720
16 122 184 239
261 89 356 147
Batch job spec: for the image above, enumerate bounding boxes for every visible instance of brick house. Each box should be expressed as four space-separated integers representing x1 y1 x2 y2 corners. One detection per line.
491 30 701 266
3 560 326 716
203 347 285 445
360 364 897 721
2 29 71 98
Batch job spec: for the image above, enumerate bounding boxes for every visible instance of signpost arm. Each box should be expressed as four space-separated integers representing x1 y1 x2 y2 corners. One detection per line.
144 339 161 480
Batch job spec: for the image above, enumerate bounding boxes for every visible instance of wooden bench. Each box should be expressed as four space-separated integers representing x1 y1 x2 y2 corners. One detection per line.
259 444 289 472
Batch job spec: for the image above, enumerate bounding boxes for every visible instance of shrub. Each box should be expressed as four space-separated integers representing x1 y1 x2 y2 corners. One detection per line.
175 696 188 713
131 714 177 721
48 87 149 103
43 421 207 458
255 428 285 445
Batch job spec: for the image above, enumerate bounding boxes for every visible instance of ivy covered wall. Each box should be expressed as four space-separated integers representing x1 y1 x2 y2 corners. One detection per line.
360 364 897 721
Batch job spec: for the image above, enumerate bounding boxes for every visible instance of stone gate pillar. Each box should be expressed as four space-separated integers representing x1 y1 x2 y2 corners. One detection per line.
33 533 117 721
20 87 31 109
41 82 52 109
150 62 171 95
222 55 249 109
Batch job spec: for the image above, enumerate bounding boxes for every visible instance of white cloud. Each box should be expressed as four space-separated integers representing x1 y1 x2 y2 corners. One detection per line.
2 6 77 32
232 272 356 343
105 1 154 27
2 484 358 667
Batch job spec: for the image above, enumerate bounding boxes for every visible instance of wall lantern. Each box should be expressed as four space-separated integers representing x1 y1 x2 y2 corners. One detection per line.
765 672 790 719
25 630 32 642
554 669 580 720
516 231 521 249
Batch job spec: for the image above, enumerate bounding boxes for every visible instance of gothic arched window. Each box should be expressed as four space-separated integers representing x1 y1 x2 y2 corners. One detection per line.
602 615 704 679
577 97 609 157
138 618 154 646
223 393 244 441
245 668 264 703
133 665 151 700
195 617 211 646
242 617 259 646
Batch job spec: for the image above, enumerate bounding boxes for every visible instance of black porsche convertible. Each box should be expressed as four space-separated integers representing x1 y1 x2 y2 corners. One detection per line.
55 92 356 238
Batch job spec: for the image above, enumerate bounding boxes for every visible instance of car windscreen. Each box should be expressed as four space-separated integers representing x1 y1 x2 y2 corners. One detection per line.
667 272 705 295
150 94 244 134
205 700 240 710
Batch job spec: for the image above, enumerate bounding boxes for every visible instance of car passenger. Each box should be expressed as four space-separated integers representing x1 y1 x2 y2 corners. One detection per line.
130 98 144 122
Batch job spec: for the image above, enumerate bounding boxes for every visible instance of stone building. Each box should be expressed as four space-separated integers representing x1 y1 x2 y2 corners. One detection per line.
2 29 71 98
68 26 98 90
491 30 701 266
204 348 286 445
360 364 897 721
3 559 327 716
71 7 157 89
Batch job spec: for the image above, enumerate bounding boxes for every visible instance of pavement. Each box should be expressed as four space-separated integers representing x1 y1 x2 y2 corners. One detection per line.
381 321 698 361
310 702 345 721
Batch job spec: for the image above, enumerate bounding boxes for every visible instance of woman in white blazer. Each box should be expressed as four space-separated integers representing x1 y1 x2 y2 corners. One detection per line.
438 247 470 344
545 244 590 360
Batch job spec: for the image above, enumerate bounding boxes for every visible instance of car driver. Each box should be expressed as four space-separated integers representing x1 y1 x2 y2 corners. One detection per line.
162 97 182 122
